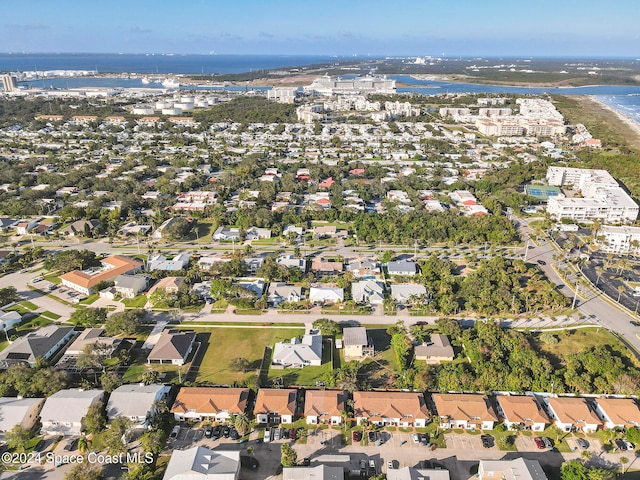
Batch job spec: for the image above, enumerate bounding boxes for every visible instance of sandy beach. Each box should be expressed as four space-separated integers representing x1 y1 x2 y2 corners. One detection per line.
588 95 640 142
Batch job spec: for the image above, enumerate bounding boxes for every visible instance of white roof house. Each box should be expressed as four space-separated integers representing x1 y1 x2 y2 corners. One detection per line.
40 389 105 435
390 284 427 304
478 458 548 480
0 397 45 432
163 446 240 480
267 283 303 306
388 467 450 480
147 253 190 271
351 280 385 304
106 383 171 425
309 287 344 304
0 310 21 331
387 260 417 276
272 332 323 368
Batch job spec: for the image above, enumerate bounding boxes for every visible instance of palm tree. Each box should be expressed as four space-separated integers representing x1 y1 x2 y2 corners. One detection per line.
234 413 250 437
618 285 626 302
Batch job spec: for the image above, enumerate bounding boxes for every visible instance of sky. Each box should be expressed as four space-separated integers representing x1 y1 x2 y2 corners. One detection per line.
1 0 639 57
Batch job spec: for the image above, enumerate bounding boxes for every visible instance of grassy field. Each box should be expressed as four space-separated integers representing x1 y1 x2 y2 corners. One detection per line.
533 327 640 369
122 295 148 308
182 326 305 385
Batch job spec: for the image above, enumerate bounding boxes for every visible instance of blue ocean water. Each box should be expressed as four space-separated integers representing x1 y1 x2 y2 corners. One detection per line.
596 95 640 126
0 53 345 75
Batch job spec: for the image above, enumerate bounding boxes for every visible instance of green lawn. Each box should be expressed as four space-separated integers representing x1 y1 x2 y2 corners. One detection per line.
39 311 61 320
121 295 148 308
19 300 38 311
182 326 305 385
78 294 99 306
44 274 61 285
17 316 53 331
267 338 335 387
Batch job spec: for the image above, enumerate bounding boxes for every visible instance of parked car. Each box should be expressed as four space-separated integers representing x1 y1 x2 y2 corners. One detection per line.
290 428 297 439
616 439 628 450
368 459 376 475
387 460 395 470
359 459 367 472
211 425 221 439
274 428 281 441
420 433 429 445
576 438 589 450
263 429 271 443
368 431 377 443
280 428 288 439
352 431 362 442
63 438 77 451
537 259 546 265
542 437 553 449
534 437 545 449
204 426 213 438
33 440 46 452
624 440 635 450
412 433 419 444
170 426 180 439
222 426 231 438
481 434 493 448
229 428 239 440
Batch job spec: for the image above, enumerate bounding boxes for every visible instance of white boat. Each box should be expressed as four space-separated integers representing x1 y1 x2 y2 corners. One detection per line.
141 77 151 84
162 78 181 88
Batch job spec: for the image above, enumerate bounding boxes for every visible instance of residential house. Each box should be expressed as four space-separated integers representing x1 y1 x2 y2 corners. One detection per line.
283 465 344 480
213 226 241 241
152 217 181 240
311 256 343 277
0 397 45 432
60 255 143 295
342 327 374 358
254 388 297 424
387 467 450 480
171 387 250 422
593 397 640 430
283 225 304 238
347 258 380 278
246 227 272 240
147 329 196 366
61 328 122 357
387 261 417 276
313 226 337 238
102 274 150 299
0 218 18 233
495 395 550 432
351 280 384 305
414 334 454 364
478 459 548 480
236 279 265 298
163 446 240 480
147 253 190 271
59 219 99 237
304 390 347 425
148 276 186 296
0 325 76 369
272 332 323 368
544 396 601 433
431 393 498 430
106 383 171 426
0 310 21 332
267 283 303 307
309 287 344 305
276 255 307 272
353 391 429 427
39 389 105 435
242 257 265 275
390 284 427 304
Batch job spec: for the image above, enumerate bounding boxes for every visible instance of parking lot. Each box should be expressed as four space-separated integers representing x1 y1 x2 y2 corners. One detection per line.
445 433 494 451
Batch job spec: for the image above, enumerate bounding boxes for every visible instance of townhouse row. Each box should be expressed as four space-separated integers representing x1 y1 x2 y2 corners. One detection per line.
169 387 640 433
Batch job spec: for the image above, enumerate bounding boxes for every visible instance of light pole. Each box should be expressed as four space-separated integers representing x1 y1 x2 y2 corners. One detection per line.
572 284 580 310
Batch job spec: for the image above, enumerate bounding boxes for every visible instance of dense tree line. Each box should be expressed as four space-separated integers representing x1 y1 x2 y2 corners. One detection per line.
425 321 640 395
0 364 69 397
193 97 297 125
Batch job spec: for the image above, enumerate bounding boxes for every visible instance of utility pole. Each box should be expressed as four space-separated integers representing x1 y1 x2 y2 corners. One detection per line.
572 284 580 310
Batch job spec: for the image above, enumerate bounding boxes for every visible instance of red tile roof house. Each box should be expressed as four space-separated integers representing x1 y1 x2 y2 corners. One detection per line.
592 397 640 431
353 391 429 428
544 396 601 433
495 395 550 432
304 390 347 426
254 389 297 424
171 387 249 422
59 255 143 295
431 393 499 431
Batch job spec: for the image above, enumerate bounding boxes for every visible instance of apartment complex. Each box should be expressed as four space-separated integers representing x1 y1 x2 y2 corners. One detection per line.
546 167 639 223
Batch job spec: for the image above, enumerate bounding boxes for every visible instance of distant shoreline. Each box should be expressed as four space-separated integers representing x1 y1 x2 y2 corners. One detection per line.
588 95 640 138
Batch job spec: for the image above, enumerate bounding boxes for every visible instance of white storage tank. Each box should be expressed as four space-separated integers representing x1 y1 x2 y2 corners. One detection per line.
174 102 195 111
180 95 195 104
155 100 173 110
132 105 155 115
162 107 183 115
